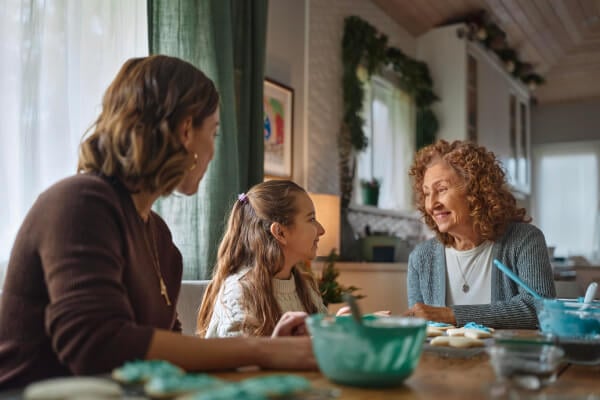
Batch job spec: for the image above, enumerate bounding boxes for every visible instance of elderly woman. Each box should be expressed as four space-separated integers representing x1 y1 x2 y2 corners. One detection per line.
0 55 313 389
405 140 555 329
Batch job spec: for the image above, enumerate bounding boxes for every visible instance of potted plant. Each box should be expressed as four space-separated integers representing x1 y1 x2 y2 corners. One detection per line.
318 250 363 306
360 178 381 207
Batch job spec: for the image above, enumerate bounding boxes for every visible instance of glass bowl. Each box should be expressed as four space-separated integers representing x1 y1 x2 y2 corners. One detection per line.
487 340 564 391
306 314 427 388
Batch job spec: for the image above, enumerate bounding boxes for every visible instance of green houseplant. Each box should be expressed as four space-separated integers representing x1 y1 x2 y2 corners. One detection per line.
360 178 380 207
319 250 363 306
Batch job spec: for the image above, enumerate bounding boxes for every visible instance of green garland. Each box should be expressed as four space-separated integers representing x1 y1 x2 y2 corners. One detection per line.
339 16 440 209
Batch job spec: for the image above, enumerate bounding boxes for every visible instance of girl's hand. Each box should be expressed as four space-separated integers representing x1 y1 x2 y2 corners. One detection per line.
271 311 309 337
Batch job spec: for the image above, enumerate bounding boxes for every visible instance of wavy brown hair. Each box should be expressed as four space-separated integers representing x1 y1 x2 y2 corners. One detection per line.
409 140 530 246
78 55 219 194
196 180 321 337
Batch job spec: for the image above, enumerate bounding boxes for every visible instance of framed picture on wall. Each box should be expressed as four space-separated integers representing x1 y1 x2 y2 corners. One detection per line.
263 79 293 179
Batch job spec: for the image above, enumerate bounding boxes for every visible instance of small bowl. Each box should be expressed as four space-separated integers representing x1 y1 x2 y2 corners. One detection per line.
536 298 600 338
488 340 564 391
306 314 427 388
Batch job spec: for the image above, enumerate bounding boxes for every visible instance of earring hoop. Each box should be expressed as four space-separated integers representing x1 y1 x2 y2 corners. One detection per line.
189 153 198 171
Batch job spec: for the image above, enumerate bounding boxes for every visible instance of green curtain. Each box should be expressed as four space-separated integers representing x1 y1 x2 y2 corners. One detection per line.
148 0 268 279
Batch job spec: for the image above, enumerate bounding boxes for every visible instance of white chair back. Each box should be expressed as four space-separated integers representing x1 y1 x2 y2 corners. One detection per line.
176 280 210 336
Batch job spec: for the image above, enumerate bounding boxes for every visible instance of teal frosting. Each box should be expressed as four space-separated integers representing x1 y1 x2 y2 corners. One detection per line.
463 322 491 332
145 373 223 394
186 386 267 400
183 374 310 400
427 321 453 328
114 360 183 383
239 375 311 395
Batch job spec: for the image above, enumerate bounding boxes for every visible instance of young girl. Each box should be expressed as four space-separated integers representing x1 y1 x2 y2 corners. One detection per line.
196 180 329 337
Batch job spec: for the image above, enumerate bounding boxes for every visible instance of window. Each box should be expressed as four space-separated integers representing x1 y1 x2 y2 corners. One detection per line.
0 0 147 262
532 141 600 261
356 76 415 211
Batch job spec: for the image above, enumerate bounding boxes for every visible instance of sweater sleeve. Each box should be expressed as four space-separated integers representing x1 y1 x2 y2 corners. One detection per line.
451 224 556 329
39 178 155 375
204 277 246 338
407 249 424 308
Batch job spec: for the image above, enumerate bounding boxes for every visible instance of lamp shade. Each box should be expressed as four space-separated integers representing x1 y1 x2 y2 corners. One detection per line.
308 193 341 258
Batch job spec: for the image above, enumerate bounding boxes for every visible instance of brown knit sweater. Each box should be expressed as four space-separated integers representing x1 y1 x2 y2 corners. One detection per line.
0 174 183 389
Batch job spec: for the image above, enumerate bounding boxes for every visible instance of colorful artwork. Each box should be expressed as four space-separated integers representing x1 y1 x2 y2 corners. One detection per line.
264 79 293 178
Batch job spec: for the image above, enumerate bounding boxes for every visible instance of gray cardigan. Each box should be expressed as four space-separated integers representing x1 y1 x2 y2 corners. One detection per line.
407 222 556 329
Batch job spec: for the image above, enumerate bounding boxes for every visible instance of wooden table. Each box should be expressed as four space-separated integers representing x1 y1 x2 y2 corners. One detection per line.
215 351 600 399
1 348 598 399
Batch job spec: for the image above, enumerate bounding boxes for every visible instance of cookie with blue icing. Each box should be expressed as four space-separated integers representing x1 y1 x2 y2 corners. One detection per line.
447 322 494 339
178 374 311 400
112 360 184 383
426 321 456 337
145 373 224 398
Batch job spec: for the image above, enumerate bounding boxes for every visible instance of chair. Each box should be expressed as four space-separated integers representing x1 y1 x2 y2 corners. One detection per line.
176 280 210 336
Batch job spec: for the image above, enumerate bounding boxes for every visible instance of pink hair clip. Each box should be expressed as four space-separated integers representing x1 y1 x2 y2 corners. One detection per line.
238 193 248 204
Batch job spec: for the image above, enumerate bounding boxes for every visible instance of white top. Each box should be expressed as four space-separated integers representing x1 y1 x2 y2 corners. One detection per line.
445 241 494 306
204 267 327 337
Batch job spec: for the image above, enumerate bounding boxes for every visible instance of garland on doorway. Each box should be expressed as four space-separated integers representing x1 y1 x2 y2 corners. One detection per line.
339 15 440 209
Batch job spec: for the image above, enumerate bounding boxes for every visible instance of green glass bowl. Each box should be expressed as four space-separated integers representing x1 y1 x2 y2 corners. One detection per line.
306 314 427 388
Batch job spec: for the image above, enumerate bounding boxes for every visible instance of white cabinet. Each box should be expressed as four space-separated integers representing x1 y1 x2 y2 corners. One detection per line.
417 24 531 195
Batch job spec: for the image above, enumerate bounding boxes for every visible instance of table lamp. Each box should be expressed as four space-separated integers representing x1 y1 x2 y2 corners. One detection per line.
308 193 341 258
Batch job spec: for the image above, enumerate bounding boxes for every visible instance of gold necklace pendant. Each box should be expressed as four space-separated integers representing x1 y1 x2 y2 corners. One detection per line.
141 215 171 306
159 277 172 306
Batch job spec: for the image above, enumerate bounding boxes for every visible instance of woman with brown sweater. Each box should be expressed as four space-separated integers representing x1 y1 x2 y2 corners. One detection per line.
0 55 314 389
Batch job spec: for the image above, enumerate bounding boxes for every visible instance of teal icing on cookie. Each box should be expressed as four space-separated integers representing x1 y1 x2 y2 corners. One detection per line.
427 321 453 327
114 360 183 382
177 374 310 400
145 373 223 394
463 322 491 332
185 385 267 400
239 375 311 395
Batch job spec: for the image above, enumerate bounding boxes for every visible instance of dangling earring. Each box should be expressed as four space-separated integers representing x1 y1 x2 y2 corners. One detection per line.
189 153 198 171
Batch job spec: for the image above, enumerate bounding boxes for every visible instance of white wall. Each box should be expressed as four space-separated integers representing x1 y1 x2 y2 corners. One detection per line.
265 0 308 186
532 98 600 145
266 0 416 194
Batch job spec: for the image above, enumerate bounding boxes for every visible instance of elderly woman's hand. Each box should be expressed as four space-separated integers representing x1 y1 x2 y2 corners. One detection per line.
404 303 456 325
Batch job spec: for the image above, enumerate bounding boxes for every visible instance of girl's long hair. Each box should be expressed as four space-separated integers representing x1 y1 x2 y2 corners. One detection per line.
197 180 320 336
78 55 219 194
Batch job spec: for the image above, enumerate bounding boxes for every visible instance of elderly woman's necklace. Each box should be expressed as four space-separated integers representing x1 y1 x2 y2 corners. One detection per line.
141 215 172 306
454 253 474 293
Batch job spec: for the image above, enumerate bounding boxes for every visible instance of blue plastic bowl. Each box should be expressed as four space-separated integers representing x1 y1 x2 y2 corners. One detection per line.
306 315 427 388
536 299 600 338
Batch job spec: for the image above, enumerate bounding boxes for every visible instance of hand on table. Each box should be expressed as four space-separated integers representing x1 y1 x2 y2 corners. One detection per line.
404 302 456 325
271 311 309 337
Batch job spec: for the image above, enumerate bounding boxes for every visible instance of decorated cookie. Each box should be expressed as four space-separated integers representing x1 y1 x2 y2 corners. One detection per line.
112 360 184 383
448 322 493 339
24 377 122 400
239 375 311 396
463 322 495 333
426 326 445 337
426 321 456 330
430 335 485 348
178 374 311 400
178 385 267 400
145 373 224 398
